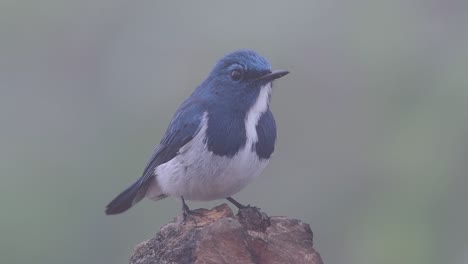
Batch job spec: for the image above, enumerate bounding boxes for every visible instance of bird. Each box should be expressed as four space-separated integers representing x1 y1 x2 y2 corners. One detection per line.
105 49 289 219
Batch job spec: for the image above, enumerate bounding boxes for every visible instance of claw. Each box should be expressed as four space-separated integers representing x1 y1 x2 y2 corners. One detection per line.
180 197 201 225
226 197 251 209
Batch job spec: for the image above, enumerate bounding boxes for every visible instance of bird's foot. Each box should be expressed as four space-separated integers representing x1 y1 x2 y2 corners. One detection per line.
180 197 202 225
226 197 269 231
182 208 203 225
226 197 257 210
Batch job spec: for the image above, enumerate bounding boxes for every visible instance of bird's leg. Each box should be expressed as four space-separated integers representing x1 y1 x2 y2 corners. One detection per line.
181 196 201 223
226 197 250 209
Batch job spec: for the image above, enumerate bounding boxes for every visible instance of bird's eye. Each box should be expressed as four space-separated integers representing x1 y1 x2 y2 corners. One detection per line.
230 69 244 82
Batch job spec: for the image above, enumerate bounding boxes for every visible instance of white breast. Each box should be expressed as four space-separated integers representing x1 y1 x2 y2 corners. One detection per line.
154 84 272 201
245 82 272 143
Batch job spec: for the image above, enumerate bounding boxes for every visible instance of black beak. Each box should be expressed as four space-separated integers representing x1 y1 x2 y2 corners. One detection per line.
255 70 289 82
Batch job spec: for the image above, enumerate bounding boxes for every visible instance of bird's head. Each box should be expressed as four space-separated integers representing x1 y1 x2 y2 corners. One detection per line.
196 50 289 110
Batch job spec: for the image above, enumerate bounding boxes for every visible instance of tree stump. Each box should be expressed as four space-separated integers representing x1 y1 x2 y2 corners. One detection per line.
130 204 323 264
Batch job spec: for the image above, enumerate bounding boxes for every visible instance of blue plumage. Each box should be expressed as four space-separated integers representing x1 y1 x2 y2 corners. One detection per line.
105 49 288 215
255 110 277 159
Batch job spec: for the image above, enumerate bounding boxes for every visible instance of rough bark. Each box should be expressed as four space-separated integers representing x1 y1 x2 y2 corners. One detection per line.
130 204 323 264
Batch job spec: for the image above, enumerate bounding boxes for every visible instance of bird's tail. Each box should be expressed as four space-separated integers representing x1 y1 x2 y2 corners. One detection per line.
105 179 146 214
105 171 167 214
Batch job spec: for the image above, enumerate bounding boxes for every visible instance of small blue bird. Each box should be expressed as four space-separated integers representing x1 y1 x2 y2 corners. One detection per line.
105 50 289 218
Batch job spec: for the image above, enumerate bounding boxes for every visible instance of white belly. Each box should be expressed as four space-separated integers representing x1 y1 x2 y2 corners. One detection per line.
156 143 268 201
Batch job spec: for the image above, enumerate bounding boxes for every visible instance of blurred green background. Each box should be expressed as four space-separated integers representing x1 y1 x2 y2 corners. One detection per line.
1 1 467 263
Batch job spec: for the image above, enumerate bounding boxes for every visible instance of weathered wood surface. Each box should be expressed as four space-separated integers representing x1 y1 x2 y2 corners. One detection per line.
130 204 323 264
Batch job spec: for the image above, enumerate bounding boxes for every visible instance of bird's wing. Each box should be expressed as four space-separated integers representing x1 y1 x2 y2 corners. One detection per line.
140 101 206 186
105 100 206 214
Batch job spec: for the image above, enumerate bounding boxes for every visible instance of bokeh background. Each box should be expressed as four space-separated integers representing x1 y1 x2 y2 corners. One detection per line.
1 1 467 263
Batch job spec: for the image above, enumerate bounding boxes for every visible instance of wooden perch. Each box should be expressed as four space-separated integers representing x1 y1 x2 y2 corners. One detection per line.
130 204 323 264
